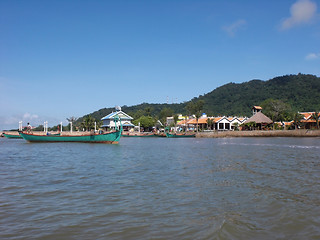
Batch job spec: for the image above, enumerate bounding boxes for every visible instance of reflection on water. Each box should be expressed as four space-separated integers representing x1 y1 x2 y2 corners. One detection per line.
0 137 319 239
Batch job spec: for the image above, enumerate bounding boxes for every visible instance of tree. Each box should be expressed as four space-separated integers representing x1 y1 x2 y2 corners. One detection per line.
129 109 145 120
311 111 319 129
232 122 239 131
66 116 78 131
245 121 256 131
292 112 304 130
144 107 153 116
185 102 195 116
32 125 44 131
66 116 78 122
186 100 205 132
133 116 156 131
80 115 95 131
158 107 174 127
261 99 292 129
207 118 215 130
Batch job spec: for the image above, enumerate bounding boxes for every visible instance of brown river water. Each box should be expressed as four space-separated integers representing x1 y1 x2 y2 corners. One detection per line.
0 137 319 239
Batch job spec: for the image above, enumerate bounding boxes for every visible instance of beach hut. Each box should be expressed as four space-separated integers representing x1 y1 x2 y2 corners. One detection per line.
243 112 272 130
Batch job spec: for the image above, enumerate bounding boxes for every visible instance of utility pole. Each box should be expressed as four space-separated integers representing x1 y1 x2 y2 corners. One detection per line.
44 121 48 133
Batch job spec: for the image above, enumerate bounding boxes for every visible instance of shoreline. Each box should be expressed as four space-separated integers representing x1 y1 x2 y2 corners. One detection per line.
2 130 320 138
196 129 320 138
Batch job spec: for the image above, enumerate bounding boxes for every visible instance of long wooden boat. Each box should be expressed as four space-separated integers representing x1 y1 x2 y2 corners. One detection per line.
19 131 121 143
3 133 23 139
121 132 155 137
166 132 196 138
154 133 166 137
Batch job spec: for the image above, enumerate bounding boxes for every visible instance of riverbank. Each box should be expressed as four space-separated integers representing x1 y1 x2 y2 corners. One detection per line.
0 131 93 137
2 130 320 138
196 129 320 138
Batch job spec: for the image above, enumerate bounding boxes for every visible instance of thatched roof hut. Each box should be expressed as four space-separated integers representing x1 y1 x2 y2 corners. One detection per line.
243 112 273 130
244 112 273 124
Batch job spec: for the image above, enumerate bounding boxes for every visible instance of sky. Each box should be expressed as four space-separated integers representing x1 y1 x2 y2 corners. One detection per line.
1 0 319 130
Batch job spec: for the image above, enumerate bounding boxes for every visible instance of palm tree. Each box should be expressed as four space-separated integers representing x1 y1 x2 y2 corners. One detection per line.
185 100 204 132
66 116 78 131
195 112 201 132
232 122 239 131
66 116 78 122
207 118 214 130
311 111 319 129
292 112 304 130
194 100 205 132
80 115 95 131
246 121 256 131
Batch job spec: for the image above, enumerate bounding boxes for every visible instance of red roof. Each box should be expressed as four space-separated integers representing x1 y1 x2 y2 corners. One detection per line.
300 112 320 122
177 119 187 125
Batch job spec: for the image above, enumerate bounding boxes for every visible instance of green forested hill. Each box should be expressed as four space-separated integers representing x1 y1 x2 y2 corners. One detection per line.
79 74 320 122
199 74 320 116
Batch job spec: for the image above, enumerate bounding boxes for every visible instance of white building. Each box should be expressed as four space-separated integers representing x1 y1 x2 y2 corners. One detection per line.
101 108 134 130
180 115 248 131
214 116 248 130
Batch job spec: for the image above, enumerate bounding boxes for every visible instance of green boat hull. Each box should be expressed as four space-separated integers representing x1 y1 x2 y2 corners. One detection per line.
166 132 196 138
4 133 23 139
122 133 155 137
20 131 121 143
154 133 166 137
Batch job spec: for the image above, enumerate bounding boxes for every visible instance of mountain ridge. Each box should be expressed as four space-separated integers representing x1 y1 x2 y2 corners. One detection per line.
79 73 320 122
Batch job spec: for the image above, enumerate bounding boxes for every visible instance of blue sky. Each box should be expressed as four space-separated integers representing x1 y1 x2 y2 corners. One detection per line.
1 0 319 130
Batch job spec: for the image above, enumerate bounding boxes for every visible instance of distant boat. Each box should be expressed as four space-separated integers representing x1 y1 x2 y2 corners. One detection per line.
154 133 166 137
121 132 155 137
19 130 121 143
166 132 196 138
3 133 23 139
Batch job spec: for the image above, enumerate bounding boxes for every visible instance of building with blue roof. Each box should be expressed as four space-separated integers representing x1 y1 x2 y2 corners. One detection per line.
101 107 134 130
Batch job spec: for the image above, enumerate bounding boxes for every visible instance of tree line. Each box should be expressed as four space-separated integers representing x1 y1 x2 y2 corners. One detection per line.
31 97 319 132
32 73 320 131
76 74 320 122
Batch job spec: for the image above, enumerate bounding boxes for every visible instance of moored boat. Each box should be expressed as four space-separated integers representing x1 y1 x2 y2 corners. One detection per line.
166 132 196 138
3 133 23 139
154 132 166 137
19 130 121 143
121 132 155 137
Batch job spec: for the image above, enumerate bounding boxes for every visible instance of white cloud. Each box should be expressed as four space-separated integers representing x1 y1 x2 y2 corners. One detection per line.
23 112 39 121
223 19 247 37
0 113 40 129
305 52 320 60
0 112 64 130
281 0 317 30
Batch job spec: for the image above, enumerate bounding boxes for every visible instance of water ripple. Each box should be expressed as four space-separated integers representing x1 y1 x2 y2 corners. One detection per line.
0 137 319 239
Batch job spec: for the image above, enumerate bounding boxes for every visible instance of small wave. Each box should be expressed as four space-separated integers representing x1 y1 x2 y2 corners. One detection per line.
219 142 320 149
213 216 268 240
